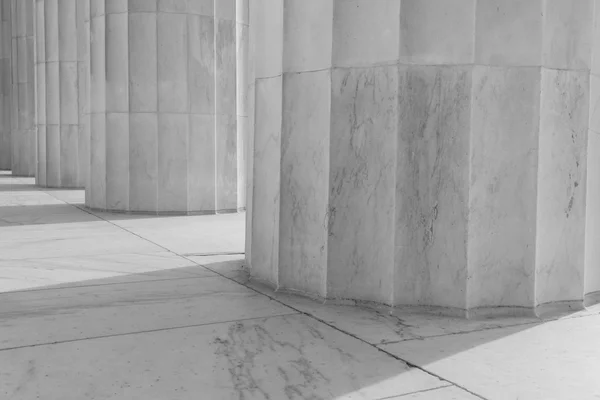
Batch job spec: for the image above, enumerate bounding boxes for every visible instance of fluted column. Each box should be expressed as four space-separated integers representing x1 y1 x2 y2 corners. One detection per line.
0 0 11 170
35 0 88 188
585 0 600 305
247 0 599 317
10 0 36 177
87 0 241 214
236 0 249 211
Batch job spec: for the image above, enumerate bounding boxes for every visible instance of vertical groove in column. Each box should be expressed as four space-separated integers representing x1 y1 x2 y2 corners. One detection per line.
10 0 36 177
0 0 12 170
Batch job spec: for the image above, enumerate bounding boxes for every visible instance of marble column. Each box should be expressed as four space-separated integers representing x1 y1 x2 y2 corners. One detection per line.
35 0 88 188
87 0 241 214
0 0 11 170
10 0 36 177
247 0 599 317
236 0 249 211
585 0 600 305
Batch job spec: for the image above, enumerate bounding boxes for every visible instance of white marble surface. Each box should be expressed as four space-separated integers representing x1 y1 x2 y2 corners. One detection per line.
249 76 282 285
1 314 446 400
279 70 330 296
10 0 36 177
389 386 480 400
467 66 541 310
109 212 245 256
475 0 543 66
86 3 243 213
396 65 471 310
0 276 293 349
332 0 400 67
282 0 333 73
3 184 600 399
0 0 11 170
399 0 475 65
585 128 600 296
328 66 397 304
382 314 600 400
542 0 593 70
258 289 540 346
0 251 214 293
536 69 589 306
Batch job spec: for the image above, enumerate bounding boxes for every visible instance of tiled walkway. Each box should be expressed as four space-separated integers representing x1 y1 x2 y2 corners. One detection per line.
1 172 599 399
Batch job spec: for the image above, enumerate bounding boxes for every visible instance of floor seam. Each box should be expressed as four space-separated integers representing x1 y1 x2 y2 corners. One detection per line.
186 262 490 400
375 384 455 400
0 312 300 353
378 311 600 346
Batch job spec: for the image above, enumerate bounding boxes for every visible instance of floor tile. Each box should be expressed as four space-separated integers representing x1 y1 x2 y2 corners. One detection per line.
187 254 248 281
106 213 245 255
0 222 163 260
0 203 98 226
0 276 293 349
389 386 481 399
381 315 600 400
0 314 446 400
0 252 215 293
243 285 539 345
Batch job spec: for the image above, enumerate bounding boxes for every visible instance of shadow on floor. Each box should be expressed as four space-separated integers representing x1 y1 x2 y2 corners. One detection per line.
0 254 550 399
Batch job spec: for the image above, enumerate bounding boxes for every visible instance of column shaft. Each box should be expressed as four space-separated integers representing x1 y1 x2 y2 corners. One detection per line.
0 0 11 170
247 0 600 317
35 0 87 188
87 0 242 214
10 0 35 177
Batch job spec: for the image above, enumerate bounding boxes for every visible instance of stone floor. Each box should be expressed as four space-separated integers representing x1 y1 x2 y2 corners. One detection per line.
1 172 599 400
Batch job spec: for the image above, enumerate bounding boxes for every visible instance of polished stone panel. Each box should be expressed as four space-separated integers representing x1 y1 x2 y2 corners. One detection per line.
328 65 397 304
279 71 330 296
468 66 541 310
399 0 476 65
396 65 472 310
535 69 589 306
382 315 600 399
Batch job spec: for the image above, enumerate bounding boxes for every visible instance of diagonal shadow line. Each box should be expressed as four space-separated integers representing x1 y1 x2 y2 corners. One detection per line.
37 190 485 397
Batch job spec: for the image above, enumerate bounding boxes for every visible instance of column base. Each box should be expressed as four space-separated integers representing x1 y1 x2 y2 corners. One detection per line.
246 274 600 320
83 206 246 217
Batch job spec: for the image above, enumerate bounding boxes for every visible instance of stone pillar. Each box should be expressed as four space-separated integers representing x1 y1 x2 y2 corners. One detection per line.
585 0 600 305
35 0 88 188
236 0 249 211
247 0 598 317
87 0 241 214
10 0 36 177
0 0 11 170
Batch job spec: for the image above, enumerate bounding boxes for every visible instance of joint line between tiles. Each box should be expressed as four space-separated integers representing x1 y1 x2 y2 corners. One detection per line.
0 312 299 353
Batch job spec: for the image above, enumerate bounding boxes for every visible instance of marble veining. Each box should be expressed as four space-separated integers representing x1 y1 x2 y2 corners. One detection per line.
395 65 471 310
535 69 589 305
327 65 397 304
468 66 541 309
279 70 330 297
